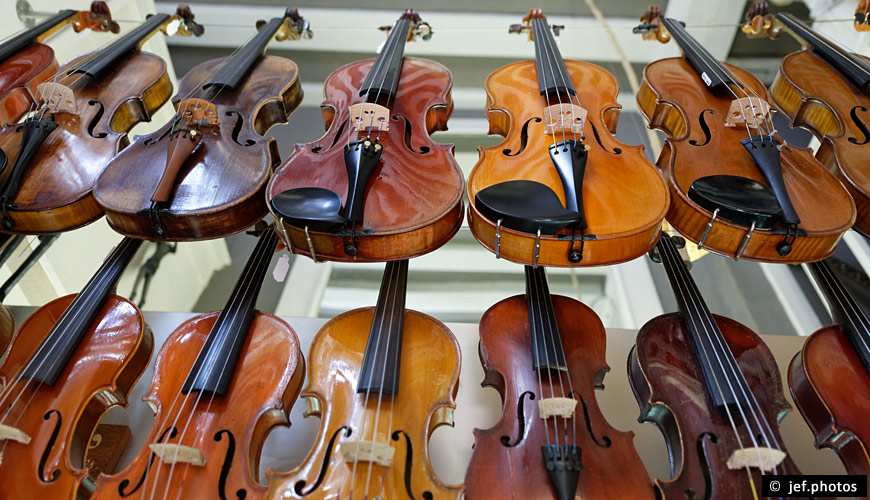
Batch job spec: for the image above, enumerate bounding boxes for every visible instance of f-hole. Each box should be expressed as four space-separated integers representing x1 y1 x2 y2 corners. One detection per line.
689 109 715 147
577 393 612 448
227 111 255 147
685 432 719 500
503 117 542 157
588 122 622 154
294 426 351 496
214 430 246 500
312 118 349 153
118 426 178 497
391 430 434 500
392 114 430 154
144 124 173 146
38 409 62 483
87 100 108 139
500 391 535 447
848 105 870 145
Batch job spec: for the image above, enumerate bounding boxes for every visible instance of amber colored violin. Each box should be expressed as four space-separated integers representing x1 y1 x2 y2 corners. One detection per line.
0 5 202 235
95 9 311 241
634 6 854 263
465 265 654 499
268 9 463 262
630 233 804 499
92 227 304 499
0 237 151 499
0 2 119 126
743 1 870 239
265 259 462 499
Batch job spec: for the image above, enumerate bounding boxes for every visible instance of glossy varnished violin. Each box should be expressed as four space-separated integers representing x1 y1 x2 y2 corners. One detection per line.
265 260 462 499
0 236 151 498
635 6 854 263
789 258 870 478
466 10 669 267
95 9 311 241
743 1 870 239
92 227 304 499
630 232 804 499
0 5 202 235
268 10 464 262
0 2 119 126
466 265 654 499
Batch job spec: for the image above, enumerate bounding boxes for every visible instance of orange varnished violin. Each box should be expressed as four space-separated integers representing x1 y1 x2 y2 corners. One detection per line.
267 10 464 262
0 1 119 126
465 265 654 499
630 233 804 499
635 6 854 263
94 9 311 241
265 260 462 499
0 236 151 498
92 227 304 499
743 1 870 239
466 9 668 267
0 5 202 235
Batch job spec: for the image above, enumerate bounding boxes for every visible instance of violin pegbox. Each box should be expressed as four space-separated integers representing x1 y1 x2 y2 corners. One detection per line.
742 1 781 39
162 4 205 38
509 9 564 41
379 9 432 42
634 6 670 44
856 0 870 32
70 1 120 34
259 8 313 42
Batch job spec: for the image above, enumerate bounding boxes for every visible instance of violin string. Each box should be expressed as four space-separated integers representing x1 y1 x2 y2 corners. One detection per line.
383 260 408 494
541 17 582 144
374 18 410 142
532 19 559 152
535 18 569 146
526 266 553 449
529 266 562 450
810 260 870 355
368 17 405 141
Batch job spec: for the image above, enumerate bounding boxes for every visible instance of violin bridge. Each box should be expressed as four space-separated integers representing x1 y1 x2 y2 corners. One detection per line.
175 98 219 126
724 97 771 129
0 424 31 444
148 443 207 466
340 440 395 467
349 103 390 132
726 447 786 472
538 397 576 419
36 82 77 114
543 104 586 135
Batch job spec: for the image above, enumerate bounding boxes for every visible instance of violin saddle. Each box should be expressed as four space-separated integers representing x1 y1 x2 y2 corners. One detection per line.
271 187 348 232
688 175 781 229
475 180 584 235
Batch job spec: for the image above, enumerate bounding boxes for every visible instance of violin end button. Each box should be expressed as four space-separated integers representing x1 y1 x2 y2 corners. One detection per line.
568 251 582 263
777 242 792 256
344 243 358 256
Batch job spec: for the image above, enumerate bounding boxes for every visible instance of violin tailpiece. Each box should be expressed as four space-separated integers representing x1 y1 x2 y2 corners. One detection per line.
349 103 391 132
148 443 207 466
543 104 586 135
36 82 78 115
726 447 786 472
538 397 576 419
0 424 31 444
725 97 771 129
152 128 203 203
340 440 395 467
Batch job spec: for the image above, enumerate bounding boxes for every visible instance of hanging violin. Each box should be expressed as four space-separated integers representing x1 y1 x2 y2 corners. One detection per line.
630 232 804 499
0 5 202 235
465 265 654 499
265 259 463 499
0 236 151 499
92 226 304 499
267 9 464 262
466 9 669 267
94 9 311 241
634 6 854 263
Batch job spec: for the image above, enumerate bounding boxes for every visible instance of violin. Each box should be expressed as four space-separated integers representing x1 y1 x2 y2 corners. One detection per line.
466 9 669 267
0 302 12 357
265 259 463 499
0 1 119 126
789 258 870 478
92 227 304 499
94 9 311 241
629 232 804 499
634 6 855 263
743 1 870 239
0 5 202 235
267 10 464 262
465 265 654 499
0 236 151 499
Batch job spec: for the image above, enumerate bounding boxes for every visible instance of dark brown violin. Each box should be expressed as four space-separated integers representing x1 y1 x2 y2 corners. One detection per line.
0 302 12 356
635 6 855 263
267 9 464 262
0 237 151 499
630 233 804 499
0 5 202 235
465 265 654 499
94 9 311 241
0 2 119 126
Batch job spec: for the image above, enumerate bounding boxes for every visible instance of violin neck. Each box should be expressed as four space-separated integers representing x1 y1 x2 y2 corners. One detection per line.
358 17 413 103
20 237 142 385
71 13 170 80
0 9 77 63
203 16 285 92
661 17 738 92
183 229 279 397
807 260 870 376
530 17 576 98
775 12 870 92
357 259 408 395
524 266 567 371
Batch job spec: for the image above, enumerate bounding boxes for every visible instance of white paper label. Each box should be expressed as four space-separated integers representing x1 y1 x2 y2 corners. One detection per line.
272 254 290 282
701 72 712 86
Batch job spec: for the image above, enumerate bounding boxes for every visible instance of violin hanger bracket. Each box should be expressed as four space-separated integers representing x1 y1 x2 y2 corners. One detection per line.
742 1 782 39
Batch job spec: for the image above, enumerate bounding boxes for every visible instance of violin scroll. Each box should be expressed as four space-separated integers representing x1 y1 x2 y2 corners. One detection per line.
257 8 314 41
70 1 120 34
634 5 670 43
742 1 781 39
160 4 204 38
509 9 563 40
857 0 870 31
378 9 432 41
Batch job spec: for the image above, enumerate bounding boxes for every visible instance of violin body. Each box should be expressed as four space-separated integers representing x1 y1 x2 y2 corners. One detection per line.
0 43 58 125
92 310 303 499
638 57 854 262
629 313 802 499
0 303 13 356
789 325 870 477
0 294 151 499
95 55 301 241
0 50 170 234
267 57 464 262
770 49 870 238
467 60 668 267
265 307 462 499
466 294 654 499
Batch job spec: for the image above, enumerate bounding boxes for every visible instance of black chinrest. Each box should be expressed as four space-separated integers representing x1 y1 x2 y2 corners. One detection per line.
688 175 782 229
475 180 584 235
271 187 347 232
